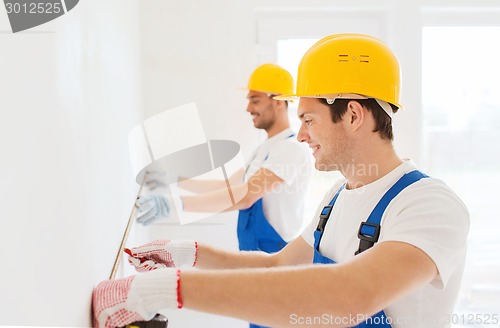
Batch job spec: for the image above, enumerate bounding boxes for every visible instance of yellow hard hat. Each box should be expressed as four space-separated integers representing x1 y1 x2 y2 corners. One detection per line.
276 34 402 109
246 63 294 95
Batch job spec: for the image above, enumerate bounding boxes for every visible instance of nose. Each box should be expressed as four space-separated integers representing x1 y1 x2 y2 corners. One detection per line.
246 101 252 113
297 123 309 143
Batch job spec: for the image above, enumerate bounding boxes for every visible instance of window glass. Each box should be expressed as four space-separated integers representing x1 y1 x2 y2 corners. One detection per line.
423 26 500 317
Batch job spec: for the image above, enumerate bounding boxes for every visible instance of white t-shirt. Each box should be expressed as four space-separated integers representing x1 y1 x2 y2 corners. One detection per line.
302 162 470 328
245 128 313 241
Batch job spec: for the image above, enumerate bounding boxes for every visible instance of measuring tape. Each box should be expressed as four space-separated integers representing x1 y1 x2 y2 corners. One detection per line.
108 174 169 328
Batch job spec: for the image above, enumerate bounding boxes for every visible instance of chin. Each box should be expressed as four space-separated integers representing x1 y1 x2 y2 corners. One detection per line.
315 160 338 172
314 161 328 172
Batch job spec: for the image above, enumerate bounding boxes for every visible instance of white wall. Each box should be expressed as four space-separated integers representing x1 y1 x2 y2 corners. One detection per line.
139 1 260 152
0 0 142 326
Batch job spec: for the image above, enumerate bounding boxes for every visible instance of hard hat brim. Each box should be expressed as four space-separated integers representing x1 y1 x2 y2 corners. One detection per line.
273 93 402 111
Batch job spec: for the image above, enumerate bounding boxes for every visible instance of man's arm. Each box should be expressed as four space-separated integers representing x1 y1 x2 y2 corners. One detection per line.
181 241 437 327
178 169 245 194
195 236 314 270
181 168 284 212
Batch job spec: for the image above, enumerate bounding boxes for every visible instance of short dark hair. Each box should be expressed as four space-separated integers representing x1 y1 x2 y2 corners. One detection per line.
269 94 288 108
319 98 398 140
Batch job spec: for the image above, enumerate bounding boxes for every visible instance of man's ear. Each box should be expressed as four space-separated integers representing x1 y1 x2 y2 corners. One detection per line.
347 100 365 132
274 99 287 110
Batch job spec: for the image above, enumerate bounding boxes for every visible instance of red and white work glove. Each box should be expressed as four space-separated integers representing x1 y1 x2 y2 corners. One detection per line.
126 239 198 272
92 269 182 328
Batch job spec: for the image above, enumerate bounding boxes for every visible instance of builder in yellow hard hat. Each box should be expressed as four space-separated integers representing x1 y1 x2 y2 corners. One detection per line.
132 64 312 262
237 64 312 254
94 34 469 328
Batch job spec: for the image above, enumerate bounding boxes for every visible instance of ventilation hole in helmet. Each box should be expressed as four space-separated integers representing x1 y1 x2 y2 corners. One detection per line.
339 54 349 62
360 55 370 63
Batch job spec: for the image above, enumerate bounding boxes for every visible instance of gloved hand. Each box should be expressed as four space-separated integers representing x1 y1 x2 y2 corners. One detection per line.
144 171 168 190
92 269 182 328
135 194 170 225
126 239 198 272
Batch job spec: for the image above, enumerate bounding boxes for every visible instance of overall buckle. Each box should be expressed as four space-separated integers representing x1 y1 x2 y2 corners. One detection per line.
316 205 333 232
355 222 381 255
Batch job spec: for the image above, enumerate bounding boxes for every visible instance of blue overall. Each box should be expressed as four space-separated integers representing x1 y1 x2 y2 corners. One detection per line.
237 132 295 253
313 170 428 328
237 133 294 328
237 198 287 253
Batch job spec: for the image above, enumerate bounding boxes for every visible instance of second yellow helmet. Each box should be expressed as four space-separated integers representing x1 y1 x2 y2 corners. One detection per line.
247 63 294 96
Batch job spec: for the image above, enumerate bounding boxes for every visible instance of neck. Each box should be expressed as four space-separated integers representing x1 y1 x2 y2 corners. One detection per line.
342 142 403 189
266 116 290 138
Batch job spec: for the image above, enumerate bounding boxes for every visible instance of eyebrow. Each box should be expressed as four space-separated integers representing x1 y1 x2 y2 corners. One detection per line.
298 111 311 119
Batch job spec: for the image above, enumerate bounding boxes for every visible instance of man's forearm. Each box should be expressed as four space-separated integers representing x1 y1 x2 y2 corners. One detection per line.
179 169 245 194
180 168 284 213
178 178 229 194
181 183 253 212
180 265 357 328
195 243 276 270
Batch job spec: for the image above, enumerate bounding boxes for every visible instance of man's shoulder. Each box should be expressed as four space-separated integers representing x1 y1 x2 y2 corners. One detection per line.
393 175 469 219
270 137 310 157
403 175 460 197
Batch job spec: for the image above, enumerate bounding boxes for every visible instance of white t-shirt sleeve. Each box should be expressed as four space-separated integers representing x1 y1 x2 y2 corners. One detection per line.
261 140 310 185
380 179 470 289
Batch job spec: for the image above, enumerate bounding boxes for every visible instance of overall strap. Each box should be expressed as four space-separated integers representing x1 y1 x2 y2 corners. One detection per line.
263 133 295 161
315 183 346 249
355 170 429 255
244 133 296 176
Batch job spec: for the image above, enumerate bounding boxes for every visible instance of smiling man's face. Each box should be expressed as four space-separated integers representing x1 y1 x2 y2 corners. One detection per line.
297 98 351 172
